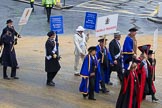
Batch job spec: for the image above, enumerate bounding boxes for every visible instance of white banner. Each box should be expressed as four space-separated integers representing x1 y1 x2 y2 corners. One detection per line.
18 8 33 25
96 14 118 37
153 28 158 52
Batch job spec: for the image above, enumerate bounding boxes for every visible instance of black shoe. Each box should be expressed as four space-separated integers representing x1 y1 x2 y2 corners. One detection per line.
46 82 55 86
102 89 109 93
47 19 50 23
51 81 55 86
11 77 19 79
88 97 96 100
74 73 80 76
16 66 20 69
83 94 88 99
107 82 113 85
4 77 10 80
152 97 159 102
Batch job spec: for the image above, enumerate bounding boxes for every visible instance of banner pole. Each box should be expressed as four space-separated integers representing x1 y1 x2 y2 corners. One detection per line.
101 34 106 63
11 25 23 51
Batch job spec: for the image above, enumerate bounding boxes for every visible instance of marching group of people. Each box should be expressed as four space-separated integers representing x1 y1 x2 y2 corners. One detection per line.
0 18 159 108
73 26 159 107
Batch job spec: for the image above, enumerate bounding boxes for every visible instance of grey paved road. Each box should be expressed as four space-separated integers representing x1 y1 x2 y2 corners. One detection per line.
0 1 162 108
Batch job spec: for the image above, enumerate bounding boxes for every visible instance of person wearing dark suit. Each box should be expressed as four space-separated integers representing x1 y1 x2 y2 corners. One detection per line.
1 19 21 40
30 0 35 12
109 31 123 83
1 30 19 80
0 19 21 67
45 31 61 86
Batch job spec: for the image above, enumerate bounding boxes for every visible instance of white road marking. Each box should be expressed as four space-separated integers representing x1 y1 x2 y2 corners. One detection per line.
75 0 159 18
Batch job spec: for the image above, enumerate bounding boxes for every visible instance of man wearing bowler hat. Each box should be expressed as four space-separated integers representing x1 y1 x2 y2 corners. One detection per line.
73 26 89 76
0 19 21 67
122 27 138 70
1 19 21 40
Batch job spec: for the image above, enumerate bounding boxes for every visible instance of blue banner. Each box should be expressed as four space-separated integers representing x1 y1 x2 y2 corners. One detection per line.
84 12 97 30
50 16 64 34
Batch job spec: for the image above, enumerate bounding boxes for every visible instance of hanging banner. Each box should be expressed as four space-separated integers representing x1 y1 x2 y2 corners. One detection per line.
153 28 158 52
84 12 97 30
96 14 118 37
18 8 33 25
50 16 64 34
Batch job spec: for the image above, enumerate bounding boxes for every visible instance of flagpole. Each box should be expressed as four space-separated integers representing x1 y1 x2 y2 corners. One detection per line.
11 25 23 51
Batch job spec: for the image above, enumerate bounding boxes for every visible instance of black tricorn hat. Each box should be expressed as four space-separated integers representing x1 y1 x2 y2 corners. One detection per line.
125 56 140 64
98 38 108 42
129 27 138 32
138 44 151 55
47 31 55 37
148 50 154 55
88 46 96 52
6 19 13 24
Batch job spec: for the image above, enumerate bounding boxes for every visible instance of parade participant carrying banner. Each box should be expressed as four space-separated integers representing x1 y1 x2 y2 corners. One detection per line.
96 38 112 92
1 30 19 80
95 14 118 87
73 26 89 76
0 19 21 68
45 31 61 86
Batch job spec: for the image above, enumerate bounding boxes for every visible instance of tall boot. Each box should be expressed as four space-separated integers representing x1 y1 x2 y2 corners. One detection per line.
152 94 158 102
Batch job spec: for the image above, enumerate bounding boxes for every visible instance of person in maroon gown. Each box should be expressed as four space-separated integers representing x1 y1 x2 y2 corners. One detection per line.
136 44 151 103
136 53 147 104
116 58 140 108
137 45 158 102
146 50 158 102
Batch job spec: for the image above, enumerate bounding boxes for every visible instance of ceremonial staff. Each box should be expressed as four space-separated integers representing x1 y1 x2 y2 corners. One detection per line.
11 25 23 51
101 35 106 63
55 31 61 60
55 31 59 56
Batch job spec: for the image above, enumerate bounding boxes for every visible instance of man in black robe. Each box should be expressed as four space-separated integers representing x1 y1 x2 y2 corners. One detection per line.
45 31 61 86
1 30 19 80
0 19 21 67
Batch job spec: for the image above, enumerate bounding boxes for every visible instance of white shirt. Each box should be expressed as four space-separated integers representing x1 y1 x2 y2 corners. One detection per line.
73 32 88 55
